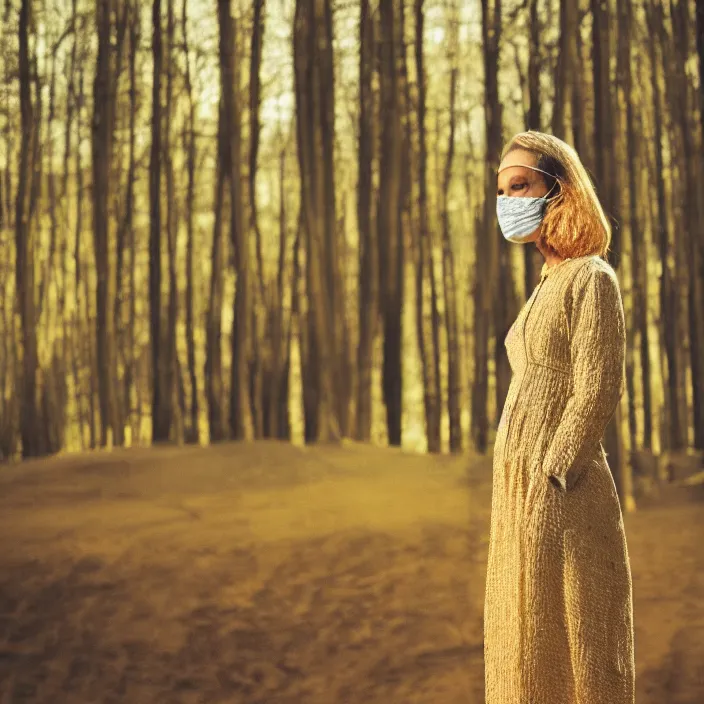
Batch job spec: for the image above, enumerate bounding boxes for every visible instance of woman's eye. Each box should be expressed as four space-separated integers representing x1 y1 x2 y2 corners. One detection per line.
511 183 526 191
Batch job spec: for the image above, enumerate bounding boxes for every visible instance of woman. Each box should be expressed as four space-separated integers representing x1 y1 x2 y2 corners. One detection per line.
484 131 635 704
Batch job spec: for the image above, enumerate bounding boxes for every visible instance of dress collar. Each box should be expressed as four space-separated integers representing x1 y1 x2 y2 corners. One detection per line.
540 253 600 280
540 257 574 280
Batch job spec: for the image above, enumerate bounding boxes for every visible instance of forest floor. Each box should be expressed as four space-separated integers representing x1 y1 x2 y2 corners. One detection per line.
0 441 703 704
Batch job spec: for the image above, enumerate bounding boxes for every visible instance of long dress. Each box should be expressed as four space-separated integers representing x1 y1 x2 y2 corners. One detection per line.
484 253 635 704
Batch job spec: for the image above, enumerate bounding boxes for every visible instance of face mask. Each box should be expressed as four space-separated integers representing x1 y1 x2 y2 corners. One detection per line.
496 164 561 243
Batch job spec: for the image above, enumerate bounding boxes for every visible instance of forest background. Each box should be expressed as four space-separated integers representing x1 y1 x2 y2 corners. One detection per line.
1 0 703 504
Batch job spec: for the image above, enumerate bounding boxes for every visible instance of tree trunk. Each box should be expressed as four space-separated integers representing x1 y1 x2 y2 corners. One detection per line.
618 0 652 456
123 2 140 443
249 0 266 439
645 0 684 451
266 147 291 439
293 0 341 444
205 97 227 443
414 0 441 452
164 0 181 443
473 0 502 454
15 0 41 458
182 0 199 444
218 0 254 441
355 0 377 442
92 0 121 448
149 0 166 442
442 18 462 453
671 0 704 451
377 0 405 447
522 0 543 296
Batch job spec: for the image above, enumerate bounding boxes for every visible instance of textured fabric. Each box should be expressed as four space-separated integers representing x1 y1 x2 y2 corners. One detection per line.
484 254 635 704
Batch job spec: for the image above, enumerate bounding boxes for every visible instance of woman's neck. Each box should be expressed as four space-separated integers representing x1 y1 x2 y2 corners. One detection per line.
536 240 564 269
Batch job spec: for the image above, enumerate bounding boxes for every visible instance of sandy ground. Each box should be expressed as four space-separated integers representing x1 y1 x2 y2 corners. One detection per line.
0 441 703 703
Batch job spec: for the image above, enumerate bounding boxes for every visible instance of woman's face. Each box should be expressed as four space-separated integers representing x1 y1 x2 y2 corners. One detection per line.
496 149 551 242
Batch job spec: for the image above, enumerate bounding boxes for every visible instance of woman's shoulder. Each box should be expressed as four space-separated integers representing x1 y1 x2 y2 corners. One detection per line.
560 255 623 321
569 254 620 292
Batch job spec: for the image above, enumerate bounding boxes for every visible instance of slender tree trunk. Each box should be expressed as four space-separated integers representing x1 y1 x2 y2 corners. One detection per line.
205 97 227 443
473 0 502 453
378 0 405 447
321 0 348 439
60 0 78 448
355 0 377 442
590 0 626 495
16 0 41 458
38 48 57 323
164 0 181 443
74 69 94 449
670 0 704 451
660 7 690 450
293 0 340 443
591 0 620 259
281 213 303 441
618 0 652 454
414 0 441 452
122 2 139 443
267 147 289 439
522 0 543 296
442 18 462 453
552 0 579 144
218 0 254 441
92 0 121 447
696 0 704 446
698 1 704 145
646 0 683 451
182 0 199 444
249 0 266 439
572 10 588 161
150 0 166 443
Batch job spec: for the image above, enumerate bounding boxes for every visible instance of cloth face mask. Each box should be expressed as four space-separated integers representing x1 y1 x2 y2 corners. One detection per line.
496 164 561 243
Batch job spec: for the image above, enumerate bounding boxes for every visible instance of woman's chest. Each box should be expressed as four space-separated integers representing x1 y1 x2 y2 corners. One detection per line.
505 277 572 375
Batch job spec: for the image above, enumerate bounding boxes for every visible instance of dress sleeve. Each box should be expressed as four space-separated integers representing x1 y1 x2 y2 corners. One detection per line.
541 263 626 492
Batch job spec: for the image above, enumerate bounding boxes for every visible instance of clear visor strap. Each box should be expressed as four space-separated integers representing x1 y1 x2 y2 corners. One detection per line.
497 163 562 201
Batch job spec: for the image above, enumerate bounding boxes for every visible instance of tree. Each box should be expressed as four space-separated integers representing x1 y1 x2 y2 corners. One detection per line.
182 0 199 443
149 0 166 442
414 0 441 452
218 0 253 441
617 0 652 454
442 4 462 452
92 0 122 447
15 0 41 457
293 0 341 443
472 0 502 453
355 0 377 442
645 0 684 452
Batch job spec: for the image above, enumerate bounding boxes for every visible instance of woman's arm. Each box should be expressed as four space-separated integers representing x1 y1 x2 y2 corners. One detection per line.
541 262 626 492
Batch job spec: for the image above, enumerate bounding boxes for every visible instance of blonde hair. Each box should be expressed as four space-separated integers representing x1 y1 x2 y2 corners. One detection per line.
500 131 611 259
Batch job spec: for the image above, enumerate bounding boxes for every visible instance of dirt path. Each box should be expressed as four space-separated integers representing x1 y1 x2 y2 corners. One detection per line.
0 442 702 703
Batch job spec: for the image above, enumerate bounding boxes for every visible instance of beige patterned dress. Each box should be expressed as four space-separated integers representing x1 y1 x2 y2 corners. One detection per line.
484 254 635 703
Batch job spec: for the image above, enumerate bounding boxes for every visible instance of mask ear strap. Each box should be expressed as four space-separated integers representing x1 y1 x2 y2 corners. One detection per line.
544 180 562 201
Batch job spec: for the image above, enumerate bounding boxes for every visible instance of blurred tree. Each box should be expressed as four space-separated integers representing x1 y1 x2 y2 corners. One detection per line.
441 0 461 452
15 0 41 457
150 0 166 442
355 0 376 443
293 0 342 443
617 0 652 456
414 0 441 453
218 0 254 441
472 0 502 454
